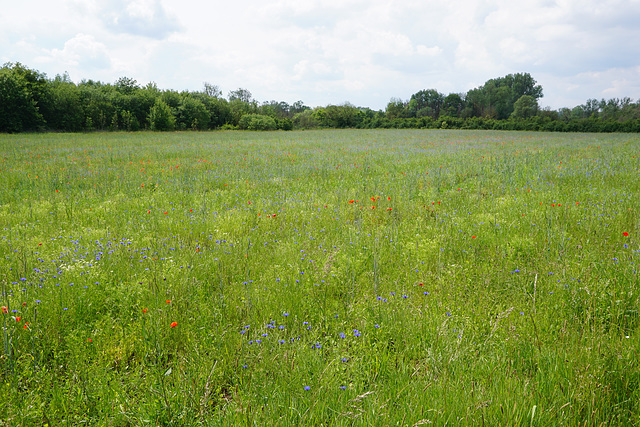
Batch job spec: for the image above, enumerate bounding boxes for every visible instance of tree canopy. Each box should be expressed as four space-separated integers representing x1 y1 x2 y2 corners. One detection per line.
1 63 638 133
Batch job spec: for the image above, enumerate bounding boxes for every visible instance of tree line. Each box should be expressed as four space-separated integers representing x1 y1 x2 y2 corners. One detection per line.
2 62 639 133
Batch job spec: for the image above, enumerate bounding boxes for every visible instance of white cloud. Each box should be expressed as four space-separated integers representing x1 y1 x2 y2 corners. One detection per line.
100 0 181 39
1 0 638 110
44 33 111 69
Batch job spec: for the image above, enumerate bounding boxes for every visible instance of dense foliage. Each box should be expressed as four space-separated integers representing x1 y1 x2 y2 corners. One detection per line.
1 62 639 133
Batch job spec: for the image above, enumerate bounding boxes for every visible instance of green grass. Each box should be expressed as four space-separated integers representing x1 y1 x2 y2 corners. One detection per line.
1 129 639 425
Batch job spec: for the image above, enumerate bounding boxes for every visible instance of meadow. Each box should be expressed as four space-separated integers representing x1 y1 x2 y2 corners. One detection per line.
0 129 639 425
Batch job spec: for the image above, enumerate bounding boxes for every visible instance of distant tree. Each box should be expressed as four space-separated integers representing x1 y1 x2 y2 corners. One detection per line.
203 82 222 98
408 89 444 118
583 99 600 117
291 100 310 115
149 98 175 131
177 97 210 130
228 98 257 126
238 114 277 130
385 98 409 119
293 109 319 129
228 88 252 103
114 77 139 95
0 66 44 132
442 93 464 117
511 95 539 119
465 72 543 119
47 79 84 131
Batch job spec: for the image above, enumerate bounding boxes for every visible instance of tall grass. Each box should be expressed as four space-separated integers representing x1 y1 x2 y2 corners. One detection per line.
0 129 639 425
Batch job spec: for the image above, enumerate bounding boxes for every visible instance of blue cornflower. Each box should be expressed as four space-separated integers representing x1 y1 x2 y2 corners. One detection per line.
304 386 311 391
353 330 361 337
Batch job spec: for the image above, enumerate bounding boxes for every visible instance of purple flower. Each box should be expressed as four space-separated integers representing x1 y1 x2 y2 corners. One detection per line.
304 386 311 391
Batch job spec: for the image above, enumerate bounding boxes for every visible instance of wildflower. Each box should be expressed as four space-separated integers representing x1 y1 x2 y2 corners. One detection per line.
1 306 7 314
87 338 92 343
166 300 171 304
23 322 29 329
471 235 476 239
304 386 311 391
623 232 630 236
353 329 361 337
15 316 21 322
142 308 148 313
170 321 177 328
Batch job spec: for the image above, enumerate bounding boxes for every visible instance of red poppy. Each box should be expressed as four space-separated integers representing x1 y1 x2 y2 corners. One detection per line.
472 236 477 239
23 323 29 329
166 300 171 304
348 200 355 204
15 317 21 322
1 306 7 314
623 232 630 237
170 321 177 328
142 308 148 313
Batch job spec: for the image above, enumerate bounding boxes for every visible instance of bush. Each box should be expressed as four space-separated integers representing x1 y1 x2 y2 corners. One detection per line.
238 114 277 131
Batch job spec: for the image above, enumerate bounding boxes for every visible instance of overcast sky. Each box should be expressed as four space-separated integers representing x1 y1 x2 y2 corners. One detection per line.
2 0 639 110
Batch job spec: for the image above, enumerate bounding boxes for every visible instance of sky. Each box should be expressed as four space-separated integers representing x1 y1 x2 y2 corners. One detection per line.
1 0 639 111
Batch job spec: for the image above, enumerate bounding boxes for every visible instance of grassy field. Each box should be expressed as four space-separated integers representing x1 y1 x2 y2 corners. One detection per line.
1 129 639 425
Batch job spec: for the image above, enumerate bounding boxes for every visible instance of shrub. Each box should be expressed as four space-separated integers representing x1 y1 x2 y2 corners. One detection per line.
238 114 277 131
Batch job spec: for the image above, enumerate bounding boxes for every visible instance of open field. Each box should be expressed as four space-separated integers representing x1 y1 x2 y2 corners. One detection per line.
1 129 639 425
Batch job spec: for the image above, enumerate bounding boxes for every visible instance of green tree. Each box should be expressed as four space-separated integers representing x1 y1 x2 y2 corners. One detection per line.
408 89 444 118
203 82 222 98
511 95 539 119
385 98 409 119
442 93 464 117
228 88 252 103
177 97 210 130
149 98 175 131
114 77 140 95
238 114 277 130
0 67 44 132
47 78 84 131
